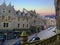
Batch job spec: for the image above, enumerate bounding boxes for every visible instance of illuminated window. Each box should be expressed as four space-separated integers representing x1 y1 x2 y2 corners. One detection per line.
2 16 5 19
8 16 11 20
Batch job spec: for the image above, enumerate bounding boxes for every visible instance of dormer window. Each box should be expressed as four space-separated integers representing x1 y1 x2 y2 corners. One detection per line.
3 10 5 12
2 9 6 13
16 11 19 15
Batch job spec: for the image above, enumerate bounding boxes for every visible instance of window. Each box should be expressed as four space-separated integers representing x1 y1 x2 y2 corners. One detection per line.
16 11 19 14
2 16 5 20
18 17 20 21
23 19 24 21
27 19 28 22
3 11 5 12
3 23 8 27
23 24 24 27
3 9 6 13
23 18 24 21
34 20 36 24
9 10 11 13
8 16 11 20
27 24 28 27
18 24 20 28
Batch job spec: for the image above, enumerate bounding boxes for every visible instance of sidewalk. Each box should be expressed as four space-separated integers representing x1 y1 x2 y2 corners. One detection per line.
4 38 20 45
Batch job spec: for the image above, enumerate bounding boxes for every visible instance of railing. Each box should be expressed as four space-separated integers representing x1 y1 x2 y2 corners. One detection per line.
25 33 60 45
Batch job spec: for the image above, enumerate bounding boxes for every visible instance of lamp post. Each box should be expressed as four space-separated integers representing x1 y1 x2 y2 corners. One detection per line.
5 33 7 40
35 25 38 37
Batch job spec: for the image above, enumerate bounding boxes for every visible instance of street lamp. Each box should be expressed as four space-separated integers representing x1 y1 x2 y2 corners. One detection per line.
35 25 38 37
5 33 7 40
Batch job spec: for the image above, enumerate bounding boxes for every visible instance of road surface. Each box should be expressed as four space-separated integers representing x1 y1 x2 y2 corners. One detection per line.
5 27 56 45
28 27 56 41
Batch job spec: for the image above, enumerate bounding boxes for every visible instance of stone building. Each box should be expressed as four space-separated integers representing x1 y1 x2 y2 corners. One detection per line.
0 2 45 31
0 2 47 40
46 18 56 28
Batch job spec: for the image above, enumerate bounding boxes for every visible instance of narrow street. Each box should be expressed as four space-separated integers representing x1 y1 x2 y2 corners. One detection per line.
5 27 56 45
